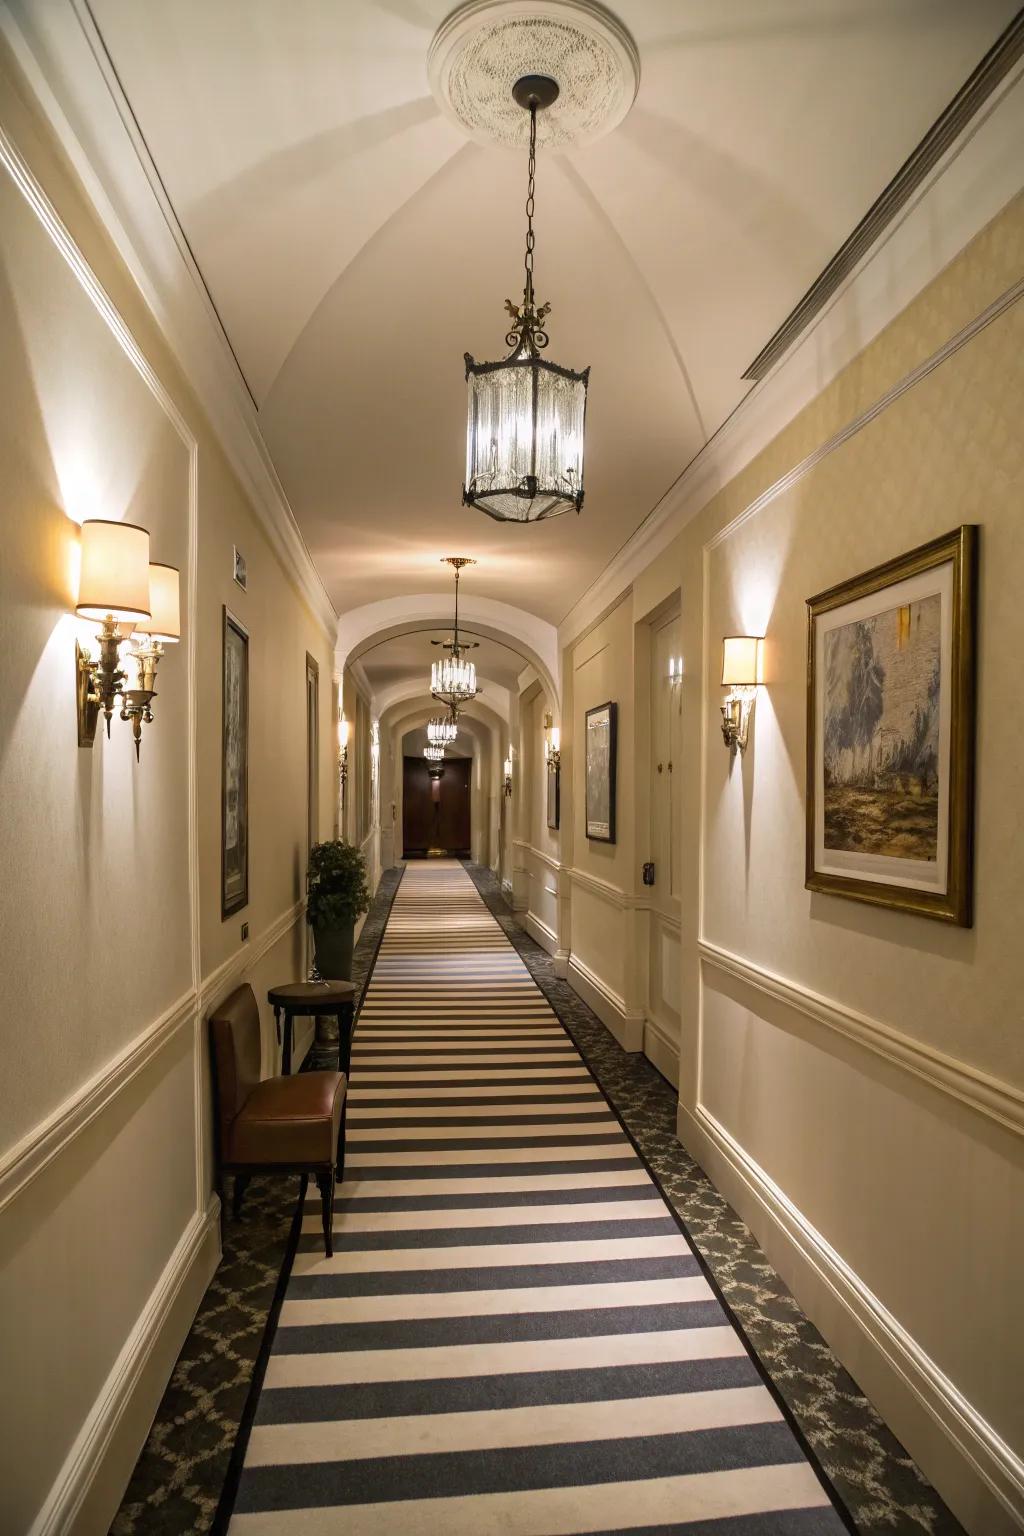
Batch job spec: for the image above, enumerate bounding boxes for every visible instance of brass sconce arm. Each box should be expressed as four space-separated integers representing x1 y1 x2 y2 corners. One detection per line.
720 685 757 752
76 616 128 747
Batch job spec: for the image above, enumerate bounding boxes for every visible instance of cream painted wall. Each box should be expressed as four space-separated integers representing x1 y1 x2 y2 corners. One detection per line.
0 44 336 1535
546 195 1024 1532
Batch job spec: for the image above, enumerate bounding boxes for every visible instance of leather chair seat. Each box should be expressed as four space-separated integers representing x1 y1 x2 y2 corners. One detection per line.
227 1069 346 1165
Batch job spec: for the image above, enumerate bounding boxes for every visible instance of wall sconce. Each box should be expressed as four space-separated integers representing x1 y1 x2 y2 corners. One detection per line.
543 713 561 770
720 635 764 752
668 655 683 685
503 750 513 797
75 520 179 759
337 712 349 803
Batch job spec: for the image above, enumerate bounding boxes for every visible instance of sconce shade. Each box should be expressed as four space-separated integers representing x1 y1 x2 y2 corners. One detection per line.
133 563 180 642
76 519 151 622
549 726 560 754
338 715 349 752
721 635 763 687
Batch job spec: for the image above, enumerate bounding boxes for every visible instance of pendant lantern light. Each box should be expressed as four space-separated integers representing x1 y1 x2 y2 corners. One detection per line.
428 712 459 745
463 76 589 524
430 557 478 708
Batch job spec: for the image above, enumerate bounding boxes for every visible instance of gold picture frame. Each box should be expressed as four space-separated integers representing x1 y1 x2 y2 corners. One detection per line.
806 525 977 926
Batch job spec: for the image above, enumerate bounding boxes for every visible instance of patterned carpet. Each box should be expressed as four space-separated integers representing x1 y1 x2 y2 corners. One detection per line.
220 861 851 1533
112 861 962 1535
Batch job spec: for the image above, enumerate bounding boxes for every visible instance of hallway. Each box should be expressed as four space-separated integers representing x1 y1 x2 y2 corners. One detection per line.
3 7 1022 1532
222 863 845 1531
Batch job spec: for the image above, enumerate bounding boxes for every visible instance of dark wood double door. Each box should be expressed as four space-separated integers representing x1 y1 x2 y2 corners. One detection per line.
402 756 471 857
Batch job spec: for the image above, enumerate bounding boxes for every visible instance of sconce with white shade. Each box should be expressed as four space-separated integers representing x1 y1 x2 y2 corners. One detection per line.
120 562 181 758
543 714 561 770
720 636 764 752
338 713 350 807
503 749 513 798
75 519 179 757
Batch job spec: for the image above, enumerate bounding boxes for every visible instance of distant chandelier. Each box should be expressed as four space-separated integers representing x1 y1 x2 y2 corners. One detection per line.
424 743 446 763
463 75 590 524
430 557 478 707
428 712 458 745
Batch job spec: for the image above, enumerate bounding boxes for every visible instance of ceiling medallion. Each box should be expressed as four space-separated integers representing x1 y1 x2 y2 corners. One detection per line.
428 0 640 151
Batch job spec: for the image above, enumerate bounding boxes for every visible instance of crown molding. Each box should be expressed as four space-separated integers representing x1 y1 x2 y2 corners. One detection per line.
1 0 337 639
559 64 1024 649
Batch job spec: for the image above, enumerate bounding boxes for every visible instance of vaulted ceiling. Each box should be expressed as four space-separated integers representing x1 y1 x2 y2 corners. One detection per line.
81 0 1018 631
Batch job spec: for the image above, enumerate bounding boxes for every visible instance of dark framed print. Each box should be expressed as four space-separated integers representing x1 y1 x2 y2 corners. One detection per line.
546 760 560 831
222 607 249 917
806 525 976 925
585 701 617 843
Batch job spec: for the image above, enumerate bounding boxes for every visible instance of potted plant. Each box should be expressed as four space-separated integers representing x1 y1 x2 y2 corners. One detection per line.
306 839 370 981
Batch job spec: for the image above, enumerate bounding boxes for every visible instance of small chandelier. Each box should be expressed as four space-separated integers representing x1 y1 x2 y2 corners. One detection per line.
424 743 446 763
463 76 590 524
428 712 458 745
430 557 478 707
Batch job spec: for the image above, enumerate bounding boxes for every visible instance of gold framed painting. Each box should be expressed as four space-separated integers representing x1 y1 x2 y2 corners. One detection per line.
806 525 977 926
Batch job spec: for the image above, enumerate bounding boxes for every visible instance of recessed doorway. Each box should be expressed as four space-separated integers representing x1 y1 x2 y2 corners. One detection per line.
402 756 471 857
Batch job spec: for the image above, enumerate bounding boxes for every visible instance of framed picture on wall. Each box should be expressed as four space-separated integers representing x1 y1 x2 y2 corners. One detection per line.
806 525 977 925
585 701 617 843
222 607 249 917
546 760 560 831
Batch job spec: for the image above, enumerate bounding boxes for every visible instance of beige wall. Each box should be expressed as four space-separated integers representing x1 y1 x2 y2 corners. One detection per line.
0 45 336 1534
547 195 1024 1532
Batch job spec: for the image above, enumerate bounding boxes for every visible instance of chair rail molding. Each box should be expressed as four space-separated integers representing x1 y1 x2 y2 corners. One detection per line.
698 941 1024 1139
566 865 632 910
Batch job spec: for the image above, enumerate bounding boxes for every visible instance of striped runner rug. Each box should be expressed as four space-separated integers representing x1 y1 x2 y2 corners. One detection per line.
223 860 850 1534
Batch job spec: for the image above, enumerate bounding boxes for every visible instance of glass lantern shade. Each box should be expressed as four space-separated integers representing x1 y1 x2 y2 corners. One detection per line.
464 351 589 523
428 715 458 745
431 654 477 706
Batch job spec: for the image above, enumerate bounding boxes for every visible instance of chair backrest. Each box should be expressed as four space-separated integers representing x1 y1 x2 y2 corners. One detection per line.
209 983 262 1145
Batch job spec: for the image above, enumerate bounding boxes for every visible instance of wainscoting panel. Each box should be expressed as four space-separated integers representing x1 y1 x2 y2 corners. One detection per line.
691 956 1024 1534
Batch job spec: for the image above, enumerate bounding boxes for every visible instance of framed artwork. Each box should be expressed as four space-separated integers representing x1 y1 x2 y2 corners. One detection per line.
546 760 560 831
585 701 617 843
222 607 249 917
806 525 976 925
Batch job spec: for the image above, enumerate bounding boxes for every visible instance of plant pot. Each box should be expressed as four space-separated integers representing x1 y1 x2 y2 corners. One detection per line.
312 921 355 982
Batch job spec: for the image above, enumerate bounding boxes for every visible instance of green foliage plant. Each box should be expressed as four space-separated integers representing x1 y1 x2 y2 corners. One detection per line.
305 840 370 930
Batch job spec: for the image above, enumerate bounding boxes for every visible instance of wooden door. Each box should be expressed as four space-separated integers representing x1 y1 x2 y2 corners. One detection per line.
402 756 471 856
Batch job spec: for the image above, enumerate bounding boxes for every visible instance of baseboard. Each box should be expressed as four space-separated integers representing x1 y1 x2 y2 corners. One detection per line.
31 1198 221 1536
567 955 644 1052
553 949 570 979
643 1015 680 1086
678 1101 1024 1536
525 910 558 957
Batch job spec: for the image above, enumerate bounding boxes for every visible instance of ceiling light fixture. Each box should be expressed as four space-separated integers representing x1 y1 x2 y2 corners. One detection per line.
463 75 589 524
424 743 446 763
428 712 459 745
430 557 478 707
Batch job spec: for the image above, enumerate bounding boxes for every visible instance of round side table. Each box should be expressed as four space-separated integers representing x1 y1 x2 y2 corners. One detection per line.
267 980 357 1076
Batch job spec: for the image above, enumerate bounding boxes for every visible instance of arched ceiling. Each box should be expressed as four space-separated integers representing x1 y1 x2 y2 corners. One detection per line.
86 0 1019 626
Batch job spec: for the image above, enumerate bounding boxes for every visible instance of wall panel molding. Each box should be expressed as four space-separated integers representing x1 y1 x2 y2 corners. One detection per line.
699 941 1024 1139
0 989 197 1216
680 1100 1024 1534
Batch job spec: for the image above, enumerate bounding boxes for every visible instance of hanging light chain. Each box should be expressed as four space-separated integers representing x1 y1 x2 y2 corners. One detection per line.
524 101 537 309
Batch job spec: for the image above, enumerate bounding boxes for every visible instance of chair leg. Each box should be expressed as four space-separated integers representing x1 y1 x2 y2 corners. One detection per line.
315 1168 335 1258
232 1173 251 1220
336 1098 347 1181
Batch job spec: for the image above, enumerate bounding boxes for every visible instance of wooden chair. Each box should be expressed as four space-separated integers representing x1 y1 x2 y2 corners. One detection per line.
209 983 347 1256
